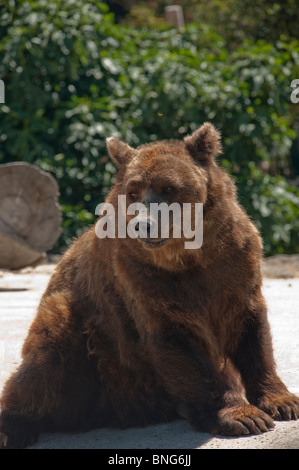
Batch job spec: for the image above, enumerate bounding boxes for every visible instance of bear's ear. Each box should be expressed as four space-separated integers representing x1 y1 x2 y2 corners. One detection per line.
184 122 222 164
106 137 136 167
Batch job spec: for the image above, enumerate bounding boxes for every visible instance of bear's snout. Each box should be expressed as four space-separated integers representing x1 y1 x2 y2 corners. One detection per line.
135 217 154 238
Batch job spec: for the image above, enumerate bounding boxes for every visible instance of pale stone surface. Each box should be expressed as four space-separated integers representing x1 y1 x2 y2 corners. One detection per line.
0 264 298 449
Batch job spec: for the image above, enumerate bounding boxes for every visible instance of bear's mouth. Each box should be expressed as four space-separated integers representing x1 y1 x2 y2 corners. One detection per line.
139 238 167 249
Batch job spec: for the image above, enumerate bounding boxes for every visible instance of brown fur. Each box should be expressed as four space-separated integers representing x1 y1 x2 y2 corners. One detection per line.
1 123 298 448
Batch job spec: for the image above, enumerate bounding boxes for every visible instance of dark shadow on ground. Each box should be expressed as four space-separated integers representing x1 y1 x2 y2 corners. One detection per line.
29 420 212 449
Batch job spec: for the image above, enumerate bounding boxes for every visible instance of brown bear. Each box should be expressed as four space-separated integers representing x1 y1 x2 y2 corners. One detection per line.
0 123 298 448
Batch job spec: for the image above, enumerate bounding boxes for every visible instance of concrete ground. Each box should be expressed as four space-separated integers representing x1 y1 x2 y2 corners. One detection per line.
0 261 298 449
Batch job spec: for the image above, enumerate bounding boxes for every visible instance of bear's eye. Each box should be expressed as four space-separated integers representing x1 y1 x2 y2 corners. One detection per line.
129 193 138 200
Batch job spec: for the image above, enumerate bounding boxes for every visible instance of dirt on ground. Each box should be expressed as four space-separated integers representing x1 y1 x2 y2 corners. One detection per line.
261 254 299 279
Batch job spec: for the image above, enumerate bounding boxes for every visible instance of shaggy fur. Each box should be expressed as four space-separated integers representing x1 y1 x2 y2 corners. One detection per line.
1 123 298 448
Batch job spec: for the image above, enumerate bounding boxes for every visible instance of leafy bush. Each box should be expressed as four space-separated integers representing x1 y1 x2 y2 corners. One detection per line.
237 166 299 255
0 0 298 255
120 0 299 46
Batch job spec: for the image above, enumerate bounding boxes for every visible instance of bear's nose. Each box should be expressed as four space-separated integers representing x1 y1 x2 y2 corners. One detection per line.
135 218 155 238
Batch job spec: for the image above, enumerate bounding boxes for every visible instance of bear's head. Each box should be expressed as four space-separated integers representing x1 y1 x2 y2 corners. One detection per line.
104 123 233 270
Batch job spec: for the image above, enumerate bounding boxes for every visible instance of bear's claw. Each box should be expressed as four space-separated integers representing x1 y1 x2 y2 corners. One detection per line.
215 403 275 436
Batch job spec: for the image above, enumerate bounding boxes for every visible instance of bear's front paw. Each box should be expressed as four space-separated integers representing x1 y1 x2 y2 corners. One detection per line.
214 403 274 436
0 413 38 449
257 393 299 421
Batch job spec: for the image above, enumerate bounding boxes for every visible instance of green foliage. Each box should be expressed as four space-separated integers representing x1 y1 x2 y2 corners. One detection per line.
0 0 120 246
0 0 298 255
237 165 299 255
186 0 299 45
120 0 299 46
